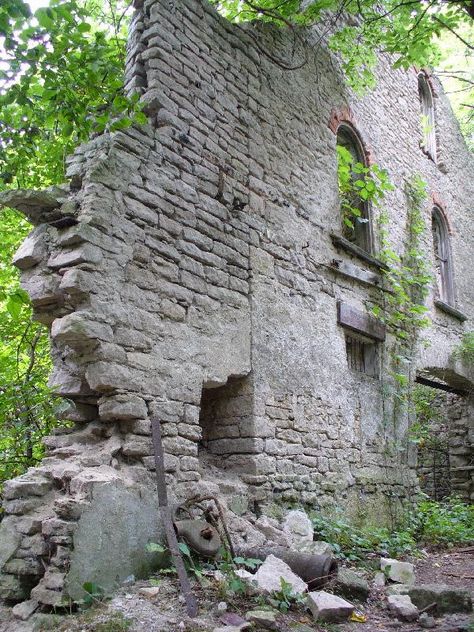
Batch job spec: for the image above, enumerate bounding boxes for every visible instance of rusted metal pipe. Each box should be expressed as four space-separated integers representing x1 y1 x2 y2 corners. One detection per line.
235 545 338 590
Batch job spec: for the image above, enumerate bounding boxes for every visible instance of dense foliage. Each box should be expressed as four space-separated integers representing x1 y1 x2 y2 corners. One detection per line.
0 207 63 490
311 496 474 562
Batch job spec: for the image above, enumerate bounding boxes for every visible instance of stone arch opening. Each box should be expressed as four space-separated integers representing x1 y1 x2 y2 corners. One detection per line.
336 123 373 254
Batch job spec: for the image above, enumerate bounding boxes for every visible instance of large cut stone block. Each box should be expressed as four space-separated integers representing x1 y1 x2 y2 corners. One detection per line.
65 479 165 601
408 584 473 615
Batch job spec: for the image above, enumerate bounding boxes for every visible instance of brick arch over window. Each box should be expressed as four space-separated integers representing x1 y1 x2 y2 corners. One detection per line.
418 72 437 161
432 205 454 306
335 120 373 253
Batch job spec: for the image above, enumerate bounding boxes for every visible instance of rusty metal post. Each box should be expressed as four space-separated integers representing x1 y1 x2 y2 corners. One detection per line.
150 416 198 618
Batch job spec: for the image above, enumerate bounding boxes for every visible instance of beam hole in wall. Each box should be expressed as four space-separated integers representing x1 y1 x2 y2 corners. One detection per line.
198 375 254 471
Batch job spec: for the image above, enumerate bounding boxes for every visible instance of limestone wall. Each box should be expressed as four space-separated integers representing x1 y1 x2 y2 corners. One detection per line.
1 0 473 607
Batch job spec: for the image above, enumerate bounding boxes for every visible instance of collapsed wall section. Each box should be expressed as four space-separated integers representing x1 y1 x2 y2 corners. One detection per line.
1 0 473 609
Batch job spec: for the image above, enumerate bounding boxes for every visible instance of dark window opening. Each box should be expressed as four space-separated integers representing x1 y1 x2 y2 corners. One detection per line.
336 124 372 253
418 73 436 161
432 207 454 306
345 334 378 377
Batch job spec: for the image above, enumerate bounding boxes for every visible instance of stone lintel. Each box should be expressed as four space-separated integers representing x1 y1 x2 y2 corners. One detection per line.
337 301 386 342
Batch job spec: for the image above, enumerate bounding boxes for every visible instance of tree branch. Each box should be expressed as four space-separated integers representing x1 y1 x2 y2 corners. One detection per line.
433 16 474 50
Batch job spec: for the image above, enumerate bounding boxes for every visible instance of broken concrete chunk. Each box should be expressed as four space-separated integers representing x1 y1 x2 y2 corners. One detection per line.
380 557 415 584
408 584 473 615
13 225 48 270
387 594 419 621
253 554 307 595
335 567 370 601
282 509 313 544
306 590 354 623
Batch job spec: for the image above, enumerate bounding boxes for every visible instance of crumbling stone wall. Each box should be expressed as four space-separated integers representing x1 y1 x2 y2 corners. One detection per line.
1 0 473 608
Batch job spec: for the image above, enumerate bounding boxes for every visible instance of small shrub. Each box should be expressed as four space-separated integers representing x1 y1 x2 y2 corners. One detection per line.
268 578 306 613
311 496 474 561
413 496 474 546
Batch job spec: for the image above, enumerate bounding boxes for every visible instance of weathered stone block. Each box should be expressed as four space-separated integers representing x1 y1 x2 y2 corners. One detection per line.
13 225 48 270
99 394 148 421
253 555 306 595
306 590 354 623
408 584 473 615
380 558 415 584
387 594 419 621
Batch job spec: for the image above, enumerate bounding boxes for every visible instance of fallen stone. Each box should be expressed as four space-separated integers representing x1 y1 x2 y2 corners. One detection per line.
380 557 415 584
387 594 419 621
335 568 369 601
419 613 436 628
282 510 313 544
373 572 386 588
295 540 333 556
253 554 307 595
12 599 39 621
306 590 354 623
408 584 473 615
139 586 160 599
254 515 290 546
386 583 411 596
245 609 279 630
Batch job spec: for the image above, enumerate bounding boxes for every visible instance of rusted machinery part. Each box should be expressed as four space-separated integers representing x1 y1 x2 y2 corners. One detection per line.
179 494 235 558
175 519 222 558
234 546 338 590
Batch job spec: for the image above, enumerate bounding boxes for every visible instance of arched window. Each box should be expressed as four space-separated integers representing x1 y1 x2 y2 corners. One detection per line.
418 73 436 161
432 207 454 306
336 124 372 253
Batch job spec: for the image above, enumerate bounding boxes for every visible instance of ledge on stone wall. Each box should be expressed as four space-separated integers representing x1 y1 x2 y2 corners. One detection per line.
330 233 388 271
330 258 383 289
434 299 467 322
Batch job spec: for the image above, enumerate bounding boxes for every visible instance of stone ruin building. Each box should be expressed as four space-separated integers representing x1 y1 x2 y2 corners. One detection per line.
0 0 473 610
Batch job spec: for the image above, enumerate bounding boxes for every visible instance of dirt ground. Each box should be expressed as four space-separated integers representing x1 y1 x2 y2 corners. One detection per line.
0 548 473 632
